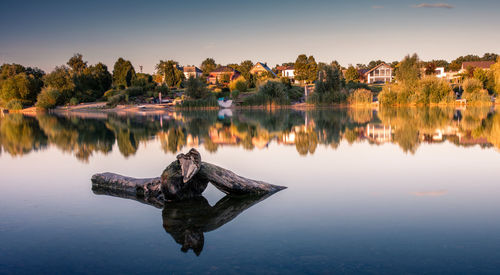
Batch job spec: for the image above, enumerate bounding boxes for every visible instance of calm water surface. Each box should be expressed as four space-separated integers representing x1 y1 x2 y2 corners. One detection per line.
1 107 500 274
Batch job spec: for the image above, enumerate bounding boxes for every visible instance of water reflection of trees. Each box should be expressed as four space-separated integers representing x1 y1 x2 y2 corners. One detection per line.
1 106 500 161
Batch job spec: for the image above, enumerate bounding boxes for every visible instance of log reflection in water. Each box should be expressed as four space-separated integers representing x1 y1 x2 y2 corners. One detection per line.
92 184 276 255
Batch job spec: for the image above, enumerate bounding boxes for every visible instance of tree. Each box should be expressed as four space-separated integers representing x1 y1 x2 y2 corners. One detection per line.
113 58 136 88
295 54 318 84
201 58 216 76
67 53 88 74
491 58 500 95
0 64 44 107
238 60 254 81
185 77 208 99
308 66 345 105
395 54 420 87
344 66 360 83
155 60 184 87
367 60 385 70
424 62 437 75
43 66 75 96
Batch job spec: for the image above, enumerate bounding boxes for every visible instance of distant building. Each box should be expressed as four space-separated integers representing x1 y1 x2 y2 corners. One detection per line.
434 67 460 83
277 65 295 78
250 62 277 77
460 61 495 73
363 63 393 84
208 66 241 84
183 66 202 79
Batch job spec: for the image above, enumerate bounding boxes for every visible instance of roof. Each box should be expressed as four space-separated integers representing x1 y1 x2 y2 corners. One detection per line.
461 61 495 70
183 66 202 73
277 65 295 71
363 63 392 76
252 62 277 77
211 66 239 73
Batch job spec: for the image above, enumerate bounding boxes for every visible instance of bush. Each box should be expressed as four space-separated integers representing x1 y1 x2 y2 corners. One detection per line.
106 92 127 107
349 89 373 105
69 97 79 106
229 76 247 92
287 86 304 102
36 88 62 109
462 78 492 104
185 77 209 99
231 90 240 100
179 94 218 108
125 86 144 97
307 66 346 105
103 89 119 100
5 99 23 110
418 76 455 104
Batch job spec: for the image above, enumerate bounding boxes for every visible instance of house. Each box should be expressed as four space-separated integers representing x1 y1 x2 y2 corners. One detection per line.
363 63 393 84
459 61 495 73
250 62 277 78
434 67 460 83
183 66 203 79
208 66 241 84
277 65 295 78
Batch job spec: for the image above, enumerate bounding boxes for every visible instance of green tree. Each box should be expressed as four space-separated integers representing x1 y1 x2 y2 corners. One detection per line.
43 66 75 101
396 54 420 87
112 58 136 87
155 60 184 87
238 60 254 80
0 64 44 107
185 77 209 99
344 66 360 83
201 58 216 76
295 54 318 84
67 53 88 74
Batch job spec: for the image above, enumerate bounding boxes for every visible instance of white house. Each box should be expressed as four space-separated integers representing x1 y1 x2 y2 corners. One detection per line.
363 63 393 84
435 67 446 78
277 65 295 78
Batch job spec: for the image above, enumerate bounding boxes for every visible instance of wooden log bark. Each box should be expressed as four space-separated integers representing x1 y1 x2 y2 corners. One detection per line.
92 148 286 202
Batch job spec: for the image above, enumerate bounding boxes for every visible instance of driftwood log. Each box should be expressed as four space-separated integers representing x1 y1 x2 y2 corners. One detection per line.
91 148 286 202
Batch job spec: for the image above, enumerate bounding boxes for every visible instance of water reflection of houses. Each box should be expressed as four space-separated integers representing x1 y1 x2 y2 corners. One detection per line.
365 123 393 144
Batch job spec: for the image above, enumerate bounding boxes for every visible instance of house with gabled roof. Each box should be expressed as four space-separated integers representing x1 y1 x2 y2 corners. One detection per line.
250 62 277 78
208 66 241 84
183 66 203 79
363 63 393 84
460 61 495 73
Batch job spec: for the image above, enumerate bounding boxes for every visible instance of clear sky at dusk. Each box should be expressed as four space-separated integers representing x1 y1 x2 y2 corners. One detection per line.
1 0 499 73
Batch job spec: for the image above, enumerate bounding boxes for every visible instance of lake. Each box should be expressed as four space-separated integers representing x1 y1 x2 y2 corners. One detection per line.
1 106 500 274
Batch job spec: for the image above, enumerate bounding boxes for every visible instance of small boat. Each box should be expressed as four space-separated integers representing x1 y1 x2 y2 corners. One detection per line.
218 98 233 108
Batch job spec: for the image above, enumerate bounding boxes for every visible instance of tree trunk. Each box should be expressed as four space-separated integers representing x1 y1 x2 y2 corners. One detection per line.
91 148 286 202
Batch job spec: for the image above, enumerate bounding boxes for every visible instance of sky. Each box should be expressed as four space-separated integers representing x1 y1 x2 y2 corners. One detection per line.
1 0 499 74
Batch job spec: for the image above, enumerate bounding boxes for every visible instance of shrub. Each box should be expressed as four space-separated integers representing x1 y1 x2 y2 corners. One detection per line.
69 97 79 106
462 78 492 104
418 76 455 104
307 66 346 105
5 99 23 110
231 90 240 100
185 77 209 99
106 92 127 107
179 94 218 108
36 88 62 109
349 89 373 105
229 76 247 92
103 89 119 100
125 86 144 97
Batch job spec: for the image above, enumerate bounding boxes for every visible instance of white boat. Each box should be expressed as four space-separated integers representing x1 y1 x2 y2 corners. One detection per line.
218 99 233 108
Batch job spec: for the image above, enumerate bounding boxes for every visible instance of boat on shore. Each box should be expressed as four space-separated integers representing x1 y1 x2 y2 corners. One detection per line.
218 98 233 108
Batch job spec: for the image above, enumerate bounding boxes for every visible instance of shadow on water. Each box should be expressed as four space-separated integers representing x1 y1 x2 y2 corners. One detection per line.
92 184 274 256
1 106 500 161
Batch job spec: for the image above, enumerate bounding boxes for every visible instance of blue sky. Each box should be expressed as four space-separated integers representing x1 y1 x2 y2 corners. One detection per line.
1 0 499 73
